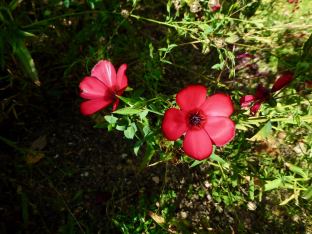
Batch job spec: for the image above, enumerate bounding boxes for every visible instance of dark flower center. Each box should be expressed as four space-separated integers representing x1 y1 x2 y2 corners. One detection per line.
188 110 206 128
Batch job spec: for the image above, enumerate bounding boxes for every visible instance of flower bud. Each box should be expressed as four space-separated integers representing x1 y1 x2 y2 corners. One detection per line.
121 9 130 19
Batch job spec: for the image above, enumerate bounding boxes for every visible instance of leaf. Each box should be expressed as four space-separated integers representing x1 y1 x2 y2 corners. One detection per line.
160 59 172 64
138 110 148 120
104 115 118 124
285 162 307 178
135 144 155 176
116 95 135 105
25 151 44 164
198 189 205 197
190 159 205 167
134 141 141 156
113 107 143 115
302 34 312 60
21 193 29 223
14 37 39 85
72 189 83 201
248 121 274 143
143 126 150 136
264 178 281 191
303 184 312 199
210 154 227 163
124 126 135 139
116 119 129 131
64 0 70 8
30 135 47 151
148 211 165 224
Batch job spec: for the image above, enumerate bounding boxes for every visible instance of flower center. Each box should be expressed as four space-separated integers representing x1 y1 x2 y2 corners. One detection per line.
188 110 206 128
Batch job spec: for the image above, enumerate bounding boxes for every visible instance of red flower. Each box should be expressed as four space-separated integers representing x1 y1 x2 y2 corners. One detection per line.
306 81 312 88
211 2 221 11
161 85 235 161
240 73 293 116
79 60 128 116
236 52 255 59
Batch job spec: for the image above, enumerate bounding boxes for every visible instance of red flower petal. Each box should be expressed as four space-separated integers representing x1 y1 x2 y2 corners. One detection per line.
236 52 255 59
255 84 270 98
249 98 266 116
113 98 120 112
91 60 117 90
183 128 213 161
176 85 207 113
161 108 189 141
211 2 221 11
79 77 108 99
240 95 257 107
80 98 113 116
200 94 234 117
271 73 293 92
203 117 235 146
306 81 312 88
116 64 128 90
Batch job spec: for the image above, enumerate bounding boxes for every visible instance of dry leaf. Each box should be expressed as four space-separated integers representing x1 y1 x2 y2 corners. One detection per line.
148 211 165 224
25 151 44 164
30 135 47 151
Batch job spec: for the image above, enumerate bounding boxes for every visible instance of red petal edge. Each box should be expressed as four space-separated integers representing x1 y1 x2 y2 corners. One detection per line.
161 108 189 141
183 128 213 161
176 85 207 113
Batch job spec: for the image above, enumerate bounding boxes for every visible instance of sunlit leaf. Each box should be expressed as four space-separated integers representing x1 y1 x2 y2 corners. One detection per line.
264 178 281 191
285 162 307 178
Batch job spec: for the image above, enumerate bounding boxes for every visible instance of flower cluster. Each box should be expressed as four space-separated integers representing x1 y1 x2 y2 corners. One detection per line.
79 60 128 116
240 73 293 116
161 85 235 161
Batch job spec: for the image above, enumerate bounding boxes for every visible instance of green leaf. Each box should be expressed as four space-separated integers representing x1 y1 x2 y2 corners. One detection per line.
9 0 20 10
147 61 152 71
249 177 255 200
264 178 281 191
303 184 312 199
72 189 83 201
160 59 172 64
190 159 206 167
21 193 29 223
104 115 118 124
116 118 129 131
14 37 39 85
302 34 312 60
138 110 148 120
124 126 135 139
94 122 109 129
248 121 274 143
143 126 150 136
135 144 155 176
209 154 227 163
143 131 155 142
113 107 143 115
64 0 70 8
198 189 205 197
134 141 142 156
285 162 307 178
116 95 135 105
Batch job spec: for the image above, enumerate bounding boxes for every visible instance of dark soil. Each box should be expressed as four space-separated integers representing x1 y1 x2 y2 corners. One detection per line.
0 99 307 234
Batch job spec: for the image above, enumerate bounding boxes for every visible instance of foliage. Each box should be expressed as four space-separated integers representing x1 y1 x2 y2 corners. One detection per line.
1 0 312 233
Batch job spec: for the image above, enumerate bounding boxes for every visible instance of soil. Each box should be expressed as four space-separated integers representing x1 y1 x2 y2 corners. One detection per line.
0 98 309 234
